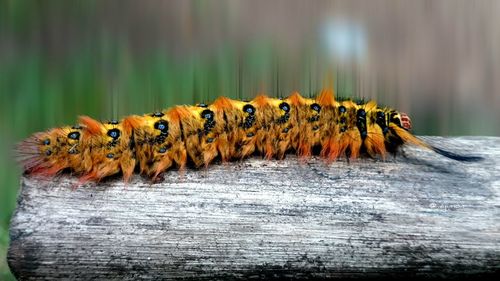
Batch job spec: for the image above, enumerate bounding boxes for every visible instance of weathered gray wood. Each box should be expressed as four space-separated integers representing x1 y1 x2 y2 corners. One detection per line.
8 136 500 280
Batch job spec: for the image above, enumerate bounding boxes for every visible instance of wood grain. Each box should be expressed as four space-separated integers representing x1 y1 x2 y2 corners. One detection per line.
8 137 500 280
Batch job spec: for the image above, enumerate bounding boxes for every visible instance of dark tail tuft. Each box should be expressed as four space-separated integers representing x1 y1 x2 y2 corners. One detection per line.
431 146 484 162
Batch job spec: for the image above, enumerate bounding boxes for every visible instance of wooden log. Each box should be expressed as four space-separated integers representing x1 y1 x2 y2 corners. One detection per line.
7 137 500 280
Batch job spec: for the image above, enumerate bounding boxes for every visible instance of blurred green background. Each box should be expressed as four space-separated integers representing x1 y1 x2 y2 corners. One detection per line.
1 0 499 279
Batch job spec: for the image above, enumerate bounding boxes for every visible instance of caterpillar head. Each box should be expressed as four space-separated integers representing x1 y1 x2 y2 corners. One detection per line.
385 110 413 131
399 112 412 130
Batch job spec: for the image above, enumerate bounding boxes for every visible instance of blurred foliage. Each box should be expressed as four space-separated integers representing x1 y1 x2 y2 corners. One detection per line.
1 1 499 279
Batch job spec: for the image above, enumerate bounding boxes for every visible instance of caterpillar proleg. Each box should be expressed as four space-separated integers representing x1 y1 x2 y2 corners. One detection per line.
17 90 482 182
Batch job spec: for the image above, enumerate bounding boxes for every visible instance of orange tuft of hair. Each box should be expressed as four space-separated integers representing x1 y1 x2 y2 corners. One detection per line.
79 116 103 136
288 91 306 106
316 89 336 106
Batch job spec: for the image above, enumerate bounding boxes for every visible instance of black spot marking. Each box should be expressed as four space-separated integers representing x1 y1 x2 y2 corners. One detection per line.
376 111 388 135
243 104 255 115
129 131 135 150
45 149 52 156
389 111 402 127
279 102 290 113
107 128 120 140
154 120 169 135
338 106 346 114
277 112 290 124
243 114 255 129
109 120 119 125
68 148 77 154
282 127 289 133
108 139 119 147
356 109 367 140
106 153 114 159
68 131 80 140
246 132 255 137
203 119 216 135
43 139 50 145
206 137 215 143
358 109 366 117
312 125 319 131
307 115 319 122
179 121 185 141
155 135 166 144
310 103 321 112
151 112 164 117
392 117 401 127
159 144 172 153
222 111 229 132
201 109 214 120
71 125 82 130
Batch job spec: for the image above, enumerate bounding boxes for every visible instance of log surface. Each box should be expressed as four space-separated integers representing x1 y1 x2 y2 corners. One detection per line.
8 137 500 280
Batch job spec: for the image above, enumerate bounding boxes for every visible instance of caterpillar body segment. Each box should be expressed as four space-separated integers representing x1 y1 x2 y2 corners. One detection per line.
126 110 186 180
18 90 482 182
77 116 136 182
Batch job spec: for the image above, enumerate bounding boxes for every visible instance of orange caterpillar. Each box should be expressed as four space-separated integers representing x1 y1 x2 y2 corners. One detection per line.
18 90 481 182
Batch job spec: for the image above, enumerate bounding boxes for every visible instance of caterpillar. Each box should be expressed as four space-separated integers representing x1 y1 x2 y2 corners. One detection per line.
17 90 482 183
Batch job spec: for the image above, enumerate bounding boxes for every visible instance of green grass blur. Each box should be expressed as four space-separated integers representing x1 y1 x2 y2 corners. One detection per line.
2 1 499 279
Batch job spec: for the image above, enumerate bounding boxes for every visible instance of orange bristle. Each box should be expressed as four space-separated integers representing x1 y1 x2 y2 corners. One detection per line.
316 89 336 106
79 116 103 136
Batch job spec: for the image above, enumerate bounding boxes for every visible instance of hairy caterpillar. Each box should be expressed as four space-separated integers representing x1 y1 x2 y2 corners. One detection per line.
17 90 482 182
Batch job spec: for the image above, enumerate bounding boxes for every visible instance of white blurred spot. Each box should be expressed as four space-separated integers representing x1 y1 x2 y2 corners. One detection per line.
321 19 367 62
